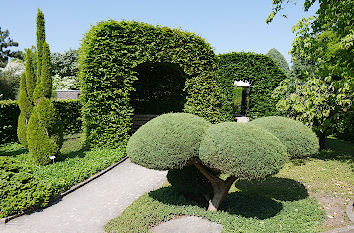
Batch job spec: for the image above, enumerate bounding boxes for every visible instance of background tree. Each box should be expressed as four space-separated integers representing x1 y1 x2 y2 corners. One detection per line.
266 48 290 75
51 49 79 90
268 0 353 144
0 27 22 68
0 59 25 100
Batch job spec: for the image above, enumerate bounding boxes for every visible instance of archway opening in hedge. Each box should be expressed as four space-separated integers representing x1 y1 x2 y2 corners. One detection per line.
131 62 187 115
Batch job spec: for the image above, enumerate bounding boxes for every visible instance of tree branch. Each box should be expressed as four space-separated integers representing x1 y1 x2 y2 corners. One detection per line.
193 160 223 185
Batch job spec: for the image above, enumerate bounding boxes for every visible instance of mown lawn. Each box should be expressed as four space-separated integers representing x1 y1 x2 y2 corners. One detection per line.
105 138 353 233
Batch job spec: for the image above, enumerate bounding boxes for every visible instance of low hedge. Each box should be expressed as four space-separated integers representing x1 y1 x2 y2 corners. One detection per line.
0 100 20 144
0 99 82 144
0 157 54 218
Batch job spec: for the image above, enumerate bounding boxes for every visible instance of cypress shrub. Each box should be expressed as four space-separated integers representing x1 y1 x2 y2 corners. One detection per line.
17 50 36 148
250 116 319 158
216 52 287 120
80 20 223 148
27 97 63 165
33 42 52 101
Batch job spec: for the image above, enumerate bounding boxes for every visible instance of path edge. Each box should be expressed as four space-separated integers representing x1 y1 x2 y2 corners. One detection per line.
0 156 128 224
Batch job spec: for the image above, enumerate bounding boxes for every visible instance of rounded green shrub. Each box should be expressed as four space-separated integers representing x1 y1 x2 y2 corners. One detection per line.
27 97 63 165
127 113 211 170
250 116 319 158
199 122 288 180
167 165 219 196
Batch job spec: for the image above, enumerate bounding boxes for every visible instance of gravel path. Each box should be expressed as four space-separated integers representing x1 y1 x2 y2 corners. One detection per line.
0 159 167 233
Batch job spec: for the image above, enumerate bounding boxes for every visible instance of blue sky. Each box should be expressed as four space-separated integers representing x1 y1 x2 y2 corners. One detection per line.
0 0 318 64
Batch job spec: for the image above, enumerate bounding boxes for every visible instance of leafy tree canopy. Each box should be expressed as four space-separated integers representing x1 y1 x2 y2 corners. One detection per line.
0 27 22 68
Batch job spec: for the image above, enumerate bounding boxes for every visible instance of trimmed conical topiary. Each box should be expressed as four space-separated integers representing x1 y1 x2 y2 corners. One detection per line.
17 50 36 148
33 42 52 101
27 97 63 165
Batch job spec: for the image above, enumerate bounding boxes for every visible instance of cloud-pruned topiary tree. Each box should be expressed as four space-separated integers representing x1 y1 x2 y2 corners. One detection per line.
128 113 288 211
17 9 63 165
250 116 319 158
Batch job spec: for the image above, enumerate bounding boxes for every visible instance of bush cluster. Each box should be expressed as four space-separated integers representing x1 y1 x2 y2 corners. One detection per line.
53 99 82 134
0 100 20 144
79 20 223 148
250 116 319 158
216 52 287 120
0 157 53 218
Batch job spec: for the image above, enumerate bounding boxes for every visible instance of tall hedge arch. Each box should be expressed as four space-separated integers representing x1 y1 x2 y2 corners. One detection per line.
216 52 287 120
79 20 223 148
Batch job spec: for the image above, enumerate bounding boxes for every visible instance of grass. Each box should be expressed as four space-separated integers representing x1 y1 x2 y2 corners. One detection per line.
0 133 126 217
105 138 353 233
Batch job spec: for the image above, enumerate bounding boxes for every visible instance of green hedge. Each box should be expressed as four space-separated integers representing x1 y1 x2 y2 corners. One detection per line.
216 52 287 120
0 99 82 144
0 100 20 144
79 20 224 148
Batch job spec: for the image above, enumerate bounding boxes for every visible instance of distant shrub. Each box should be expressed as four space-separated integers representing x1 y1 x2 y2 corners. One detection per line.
250 116 319 158
27 98 63 165
216 52 287 120
0 100 20 144
127 113 211 170
0 157 53 218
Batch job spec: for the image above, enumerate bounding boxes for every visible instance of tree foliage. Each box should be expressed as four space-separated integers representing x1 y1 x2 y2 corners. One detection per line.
0 59 25 100
51 49 79 90
0 27 21 68
268 0 354 144
266 48 290 75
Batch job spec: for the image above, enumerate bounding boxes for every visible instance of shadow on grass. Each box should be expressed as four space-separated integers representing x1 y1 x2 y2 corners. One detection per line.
57 133 89 161
149 186 283 220
313 138 354 163
235 177 309 202
220 193 282 219
0 147 27 156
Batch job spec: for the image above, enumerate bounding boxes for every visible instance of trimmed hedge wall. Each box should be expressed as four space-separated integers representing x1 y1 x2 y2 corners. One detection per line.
216 52 287 120
0 99 82 144
0 101 20 144
79 20 224 148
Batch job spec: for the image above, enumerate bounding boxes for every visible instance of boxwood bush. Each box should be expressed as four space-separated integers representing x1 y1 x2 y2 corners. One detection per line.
250 116 319 158
79 20 224 148
0 157 53 218
216 52 287 120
